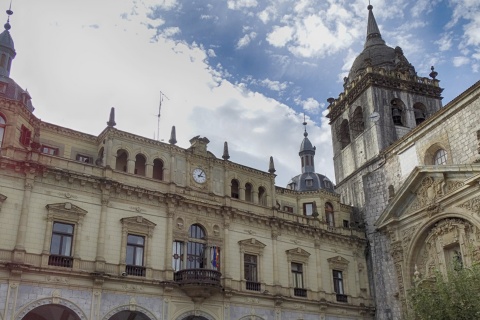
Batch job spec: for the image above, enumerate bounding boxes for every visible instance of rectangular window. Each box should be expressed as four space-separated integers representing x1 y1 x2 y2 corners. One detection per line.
49 222 74 268
244 254 260 291
303 202 313 216
19 125 31 146
126 234 146 276
283 205 294 213
305 179 313 187
172 240 184 271
343 220 349 228
75 153 91 163
186 241 205 269
333 270 347 302
41 145 59 156
292 262 307 297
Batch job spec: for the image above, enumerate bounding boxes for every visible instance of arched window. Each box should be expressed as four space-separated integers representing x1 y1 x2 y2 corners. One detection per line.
231 179 239 199
391 99 405 126
413 103 427 126
22 304 81 320
245 183 253 202
153 158 163 180
388 185 395 200
258 187 267 206
134 154 146 176
351 106 364 138
0 114 5 148
173 224 220 273
115 149 128 172
339 119 351 149
434 149 447 165
325 202 334 227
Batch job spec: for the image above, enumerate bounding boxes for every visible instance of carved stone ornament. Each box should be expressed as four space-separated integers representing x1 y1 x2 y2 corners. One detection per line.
286 247 311 264
327 256 350 271
238 238 266 255
458 196 480 214
46 202 87 223
121 216 156 237
408 176 445 213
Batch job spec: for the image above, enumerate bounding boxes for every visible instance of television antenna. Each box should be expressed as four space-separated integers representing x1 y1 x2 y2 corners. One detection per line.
156 91 169 141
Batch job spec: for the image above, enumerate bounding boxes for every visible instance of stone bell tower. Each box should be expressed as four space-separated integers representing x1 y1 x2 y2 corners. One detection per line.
327 5 443 187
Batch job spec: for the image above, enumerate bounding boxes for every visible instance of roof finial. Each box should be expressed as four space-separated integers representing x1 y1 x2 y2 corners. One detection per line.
222 141 230 160
4 0 13 31
429 66 438 79
268 156 276 174
107 107 116 127
303 113 308 137
169 126 177 144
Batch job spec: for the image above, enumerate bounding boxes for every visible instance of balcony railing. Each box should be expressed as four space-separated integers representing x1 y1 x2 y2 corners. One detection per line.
48 255 73 268
174 269 222 287
336 294 348 302
126 265 146 277
246 281 261 291
294 288 307 297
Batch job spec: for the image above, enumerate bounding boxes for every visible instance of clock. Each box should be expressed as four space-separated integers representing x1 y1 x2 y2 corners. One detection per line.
192 168 207 184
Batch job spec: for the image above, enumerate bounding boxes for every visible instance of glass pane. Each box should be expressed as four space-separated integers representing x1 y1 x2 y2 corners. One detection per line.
172 241 183 271
126 246 134 265
61 236 72 256
50 234 61 254
0 116 5 124
53 222 74 234
135 247 144 266
127 234 144 245
0 127 4 147
304 203 313 215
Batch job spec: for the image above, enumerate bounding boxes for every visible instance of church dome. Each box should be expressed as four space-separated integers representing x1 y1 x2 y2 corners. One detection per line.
287 173 335 193
346 5 415 84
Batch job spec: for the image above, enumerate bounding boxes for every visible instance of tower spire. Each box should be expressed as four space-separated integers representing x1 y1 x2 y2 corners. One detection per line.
365 4 385 48
299 116 316 174
0 1 16 77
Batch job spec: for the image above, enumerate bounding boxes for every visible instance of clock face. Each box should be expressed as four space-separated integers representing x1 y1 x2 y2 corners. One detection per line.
192 168 207 184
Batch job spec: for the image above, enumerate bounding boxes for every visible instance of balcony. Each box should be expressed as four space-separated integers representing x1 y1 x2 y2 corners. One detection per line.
246 281 261 291
48 255 73 268
126 265 146 277
174 269 222 302
336 294 348 302
294 288 307 297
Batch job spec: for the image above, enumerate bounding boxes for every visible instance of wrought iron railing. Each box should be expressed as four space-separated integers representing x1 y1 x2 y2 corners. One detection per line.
294 288 307 297
336 294 348 302
246 281 261 291
126 265 146 277
48 255 73 268
174 269 221 286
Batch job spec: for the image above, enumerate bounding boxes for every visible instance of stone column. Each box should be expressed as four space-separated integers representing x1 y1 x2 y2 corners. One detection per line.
127 158 135 174
105 137 113 168
272 228 280 288
315 239 323 291
95 188 110 272
253 190 259 204
239 187 245 201
146 163 153 178
14 174 34 262
164 201 175 280
223 217 231 288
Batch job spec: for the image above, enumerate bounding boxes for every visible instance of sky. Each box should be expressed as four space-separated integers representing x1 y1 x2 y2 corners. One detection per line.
6 0 480 187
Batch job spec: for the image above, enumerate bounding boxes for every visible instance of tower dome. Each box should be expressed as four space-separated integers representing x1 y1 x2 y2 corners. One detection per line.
347 5 415 84
286 119 336 193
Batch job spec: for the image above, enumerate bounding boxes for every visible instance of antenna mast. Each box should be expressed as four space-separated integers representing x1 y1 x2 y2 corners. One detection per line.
157 91 169 141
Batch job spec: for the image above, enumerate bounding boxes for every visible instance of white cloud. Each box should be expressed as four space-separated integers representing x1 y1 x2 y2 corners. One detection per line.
236 32 257 49
266 25 294 47
435 33 453 51
258 79 289 92
227 0 258 10
298 97 321 114
452 56 470 67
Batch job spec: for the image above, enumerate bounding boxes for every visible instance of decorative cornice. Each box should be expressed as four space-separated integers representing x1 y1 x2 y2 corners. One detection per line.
327 68 443 122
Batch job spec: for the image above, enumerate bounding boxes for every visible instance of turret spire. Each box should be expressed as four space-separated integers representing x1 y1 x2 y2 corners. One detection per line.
0 2 16 77
169 126 177 145
107 107 116 127
299 116 316 174
222 141 230 160
365 5 385 48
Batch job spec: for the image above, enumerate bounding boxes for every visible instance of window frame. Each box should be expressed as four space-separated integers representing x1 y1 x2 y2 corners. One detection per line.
43 202 87 269
0 114 5 148
327 256 350 303
41 145 59 156
239 238 266 292
286 247 310 298
19 125 31 147
75 153 92 163
303 202 314 216
325 202 335 227
433 149 447 165
120 216 156 277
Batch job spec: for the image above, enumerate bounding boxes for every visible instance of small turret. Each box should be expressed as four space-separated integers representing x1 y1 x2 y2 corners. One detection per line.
0 5 16 77
169 126 177 145
222 141 230 160
107 107 116 127
268 156 276 174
